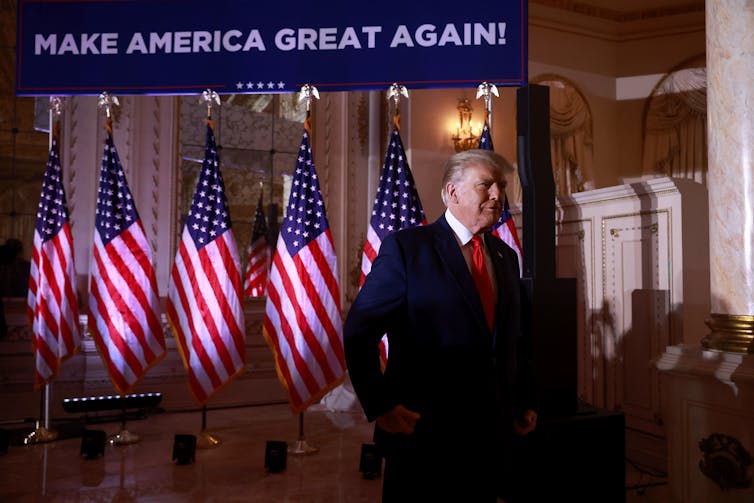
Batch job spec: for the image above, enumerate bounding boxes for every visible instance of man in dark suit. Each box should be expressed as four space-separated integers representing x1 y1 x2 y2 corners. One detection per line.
344 149 537 502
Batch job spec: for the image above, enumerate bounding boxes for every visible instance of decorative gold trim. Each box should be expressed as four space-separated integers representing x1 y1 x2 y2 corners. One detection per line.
703 313 754 353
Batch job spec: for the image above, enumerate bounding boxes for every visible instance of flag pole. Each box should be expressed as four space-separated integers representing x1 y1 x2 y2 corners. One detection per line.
195 89 223 450
110 394 140 445
476 82 498 133
24 97 65 446
285 84 320 457
94 92 141 447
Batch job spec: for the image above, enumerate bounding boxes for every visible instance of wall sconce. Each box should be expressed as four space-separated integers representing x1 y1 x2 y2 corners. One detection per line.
451 98 480 152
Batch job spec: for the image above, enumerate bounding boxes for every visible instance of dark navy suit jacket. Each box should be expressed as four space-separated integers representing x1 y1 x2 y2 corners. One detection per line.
344 214 535 473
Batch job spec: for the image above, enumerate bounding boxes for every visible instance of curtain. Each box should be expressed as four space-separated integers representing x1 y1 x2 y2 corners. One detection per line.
642 68 707 184
547 83 593 196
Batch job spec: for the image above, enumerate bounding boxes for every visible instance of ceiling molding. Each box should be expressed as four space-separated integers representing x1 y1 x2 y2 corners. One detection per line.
530 0 704 22
530 2 705 42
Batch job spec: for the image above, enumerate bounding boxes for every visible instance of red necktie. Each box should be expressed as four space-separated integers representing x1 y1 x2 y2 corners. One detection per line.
471 236 495 332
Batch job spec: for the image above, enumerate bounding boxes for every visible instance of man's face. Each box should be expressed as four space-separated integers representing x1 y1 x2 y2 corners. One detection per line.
446 162 505 234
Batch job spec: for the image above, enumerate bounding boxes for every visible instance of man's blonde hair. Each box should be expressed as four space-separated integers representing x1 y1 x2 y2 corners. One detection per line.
440 149 513 205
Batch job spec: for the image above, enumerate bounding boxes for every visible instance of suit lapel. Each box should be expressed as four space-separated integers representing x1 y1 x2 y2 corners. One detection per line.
433 216 489 333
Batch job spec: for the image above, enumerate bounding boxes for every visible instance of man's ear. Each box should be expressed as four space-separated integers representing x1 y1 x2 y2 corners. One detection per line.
446 183 458 204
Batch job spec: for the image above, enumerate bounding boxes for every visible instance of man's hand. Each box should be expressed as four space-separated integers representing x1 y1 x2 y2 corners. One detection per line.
376 404 421 434
513 409 537 436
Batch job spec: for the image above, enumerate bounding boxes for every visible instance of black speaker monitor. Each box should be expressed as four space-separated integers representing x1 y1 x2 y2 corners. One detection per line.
172 434 196 465
80 429 106 460
264 440 287 473
359 443 382 479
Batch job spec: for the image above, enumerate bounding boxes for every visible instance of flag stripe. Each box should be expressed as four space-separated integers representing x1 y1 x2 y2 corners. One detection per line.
28 131 81 388
87 126 165 394
54 227 79 354
167 248 224 399
166 122 246 406
271 247 331 392
91 243 147 376
263 124 344 413
264 273 318 400
181 236 232 387
101 233 158 361
89 280 134 392
243 194 270 297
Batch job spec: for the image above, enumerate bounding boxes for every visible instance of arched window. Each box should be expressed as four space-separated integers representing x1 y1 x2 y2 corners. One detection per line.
641 54 707 184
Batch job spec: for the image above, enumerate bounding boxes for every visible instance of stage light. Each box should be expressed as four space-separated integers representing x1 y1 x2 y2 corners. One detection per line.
62 392 162 414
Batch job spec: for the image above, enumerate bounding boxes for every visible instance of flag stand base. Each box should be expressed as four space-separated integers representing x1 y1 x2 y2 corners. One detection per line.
288 439 318 455
196 430 221 449
109 429 140 446
25 384 58 444
23 425 58 445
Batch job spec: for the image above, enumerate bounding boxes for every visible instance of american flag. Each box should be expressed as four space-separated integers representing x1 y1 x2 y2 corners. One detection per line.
478 122 523 274
243 194 270 297
88 120 166 394
263 119 345 413
360 126 427 284
27 123 81 388
360 125 426 364
166 121 246 406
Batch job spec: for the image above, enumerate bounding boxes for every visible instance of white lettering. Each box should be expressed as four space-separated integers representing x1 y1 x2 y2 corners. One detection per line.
57 34 79 55
474 23 495 45
126 33 148 54
438 24 462 46
80 33 100 54
193 31 212 52
361 26 381 48
415 24 436 47
101 33 118 54
150 33 172 53
298 28 317 50
34 34 56 55
390 25 414 47
275 28 296 51
242 30 265 51
173 31 191 53
319 27 337 50
338 27 361 49
223 30 242 52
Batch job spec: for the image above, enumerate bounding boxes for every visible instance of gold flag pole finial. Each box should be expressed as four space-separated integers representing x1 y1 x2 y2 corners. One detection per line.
201 89 221 119
476 82 499 129
49 96 64 118
48 97 64 145
298 84 320 113
387 83 409 130
97 92 120 120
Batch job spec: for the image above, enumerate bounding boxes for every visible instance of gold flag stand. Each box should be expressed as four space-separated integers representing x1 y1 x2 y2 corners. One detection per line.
24 383 58 445
197 405 221 449
288 412 318 455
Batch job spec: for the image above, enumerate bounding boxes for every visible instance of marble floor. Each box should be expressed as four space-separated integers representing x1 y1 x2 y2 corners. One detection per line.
0 403 671 502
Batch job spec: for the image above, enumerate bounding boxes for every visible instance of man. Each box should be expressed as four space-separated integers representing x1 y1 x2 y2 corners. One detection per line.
344 149 537 502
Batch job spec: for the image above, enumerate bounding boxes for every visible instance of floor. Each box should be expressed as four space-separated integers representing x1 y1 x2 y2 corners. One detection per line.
0 403 672 502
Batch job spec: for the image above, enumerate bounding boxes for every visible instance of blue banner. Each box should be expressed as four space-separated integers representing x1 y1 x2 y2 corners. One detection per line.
16 0 526 96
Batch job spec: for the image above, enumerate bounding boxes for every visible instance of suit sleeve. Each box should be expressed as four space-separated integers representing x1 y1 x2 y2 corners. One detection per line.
344 233 406 421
